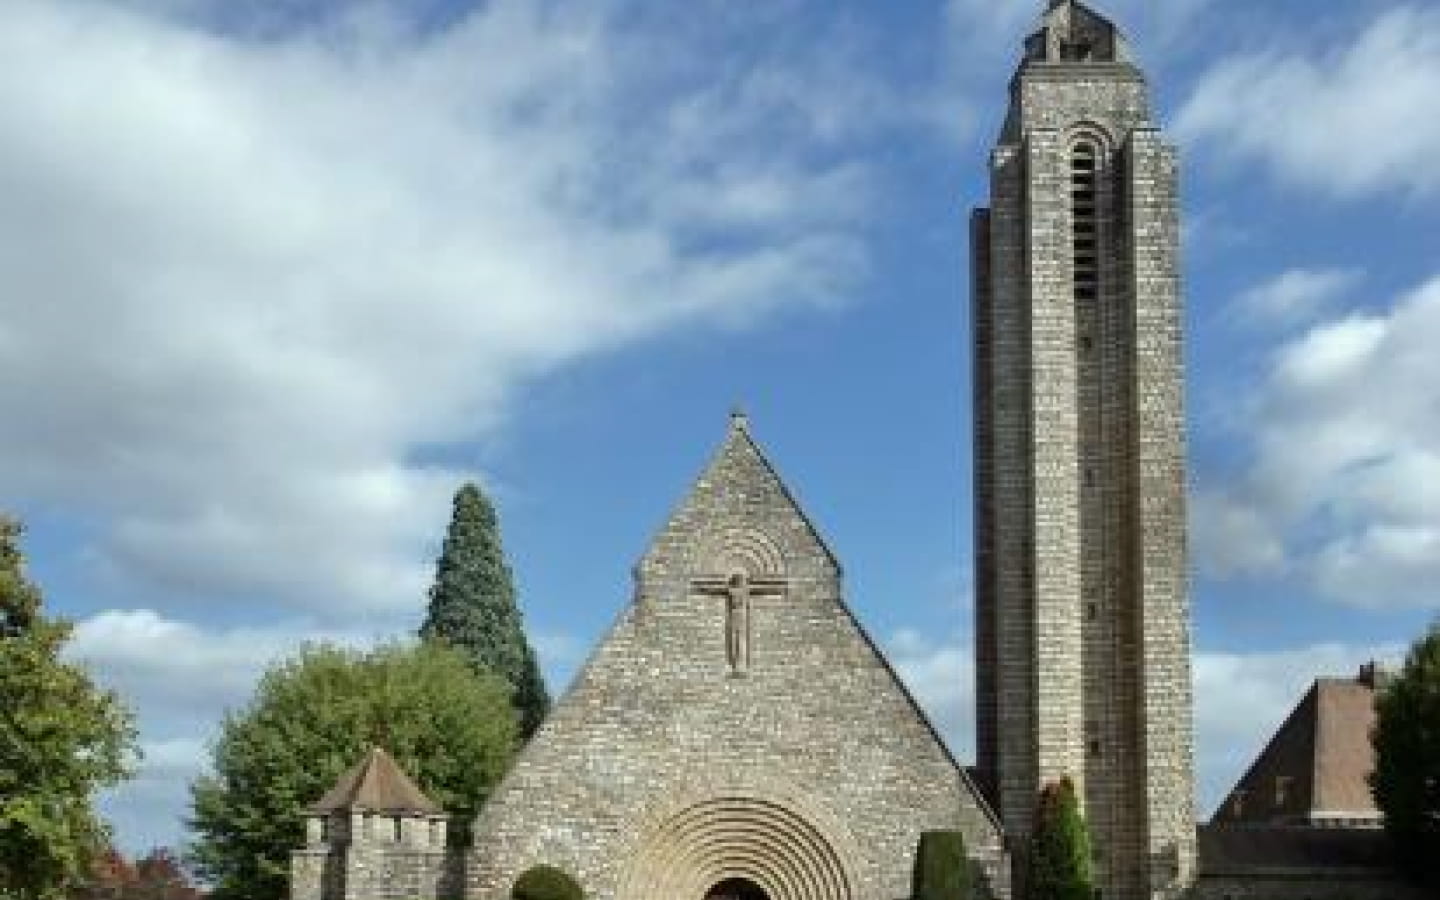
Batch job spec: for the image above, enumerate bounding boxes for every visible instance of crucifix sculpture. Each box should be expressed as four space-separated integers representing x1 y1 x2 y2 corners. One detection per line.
691 572 786 674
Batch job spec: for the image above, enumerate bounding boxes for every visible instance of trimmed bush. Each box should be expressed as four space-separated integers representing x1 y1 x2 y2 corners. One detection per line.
512 865 583 900
912 830 970 900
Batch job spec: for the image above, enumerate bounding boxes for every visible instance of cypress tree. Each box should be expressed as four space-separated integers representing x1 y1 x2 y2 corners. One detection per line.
1027 777 1093 900
420 482 551 738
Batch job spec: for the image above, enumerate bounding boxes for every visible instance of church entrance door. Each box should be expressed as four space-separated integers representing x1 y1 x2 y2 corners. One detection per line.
705 878 769 900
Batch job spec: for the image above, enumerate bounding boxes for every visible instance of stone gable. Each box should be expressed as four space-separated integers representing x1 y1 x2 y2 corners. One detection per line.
466 415 1008 900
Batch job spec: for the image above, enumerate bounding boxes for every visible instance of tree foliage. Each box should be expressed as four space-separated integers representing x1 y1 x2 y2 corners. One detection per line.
1027 777 1093 900
0 516 137 900
511 864 583 900
911 830 970 900
420 482 551 738
188 641 518 900
75 846 203 900
1371 620 1440 889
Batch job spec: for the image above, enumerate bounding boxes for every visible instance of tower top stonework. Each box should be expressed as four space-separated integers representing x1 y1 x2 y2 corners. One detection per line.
1025 1 1133 65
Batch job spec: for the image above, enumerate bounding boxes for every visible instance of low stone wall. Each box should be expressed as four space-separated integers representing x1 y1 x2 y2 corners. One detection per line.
1195 870 1424 900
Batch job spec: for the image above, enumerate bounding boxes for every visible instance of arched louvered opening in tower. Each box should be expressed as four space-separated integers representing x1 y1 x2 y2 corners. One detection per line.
1071 140 1100 305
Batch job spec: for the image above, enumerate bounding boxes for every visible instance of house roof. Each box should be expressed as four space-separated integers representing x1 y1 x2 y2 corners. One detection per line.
1211 665 1386 825
309 747 442 816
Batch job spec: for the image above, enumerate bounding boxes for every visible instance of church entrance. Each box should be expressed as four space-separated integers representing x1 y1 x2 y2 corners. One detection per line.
705 878 769 900
617 796 853 900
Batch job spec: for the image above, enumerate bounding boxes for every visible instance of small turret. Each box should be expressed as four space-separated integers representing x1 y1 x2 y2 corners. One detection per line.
304 746 448 850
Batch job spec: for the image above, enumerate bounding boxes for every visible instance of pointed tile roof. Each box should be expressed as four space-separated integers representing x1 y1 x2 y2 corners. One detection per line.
309 747 442 816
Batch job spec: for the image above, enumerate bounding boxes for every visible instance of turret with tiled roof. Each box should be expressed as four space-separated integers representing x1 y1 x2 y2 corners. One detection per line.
310 746 442 816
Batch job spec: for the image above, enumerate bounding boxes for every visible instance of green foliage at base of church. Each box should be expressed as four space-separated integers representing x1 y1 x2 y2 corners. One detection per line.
912 830 970 900
511 864 583 900
0 516 137 900
1370 620 1440 890
188 641 518 900
420 482 551 739
1027 777 1093 900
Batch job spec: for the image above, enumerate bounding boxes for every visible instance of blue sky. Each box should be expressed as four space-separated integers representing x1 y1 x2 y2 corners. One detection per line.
2 0 1438 854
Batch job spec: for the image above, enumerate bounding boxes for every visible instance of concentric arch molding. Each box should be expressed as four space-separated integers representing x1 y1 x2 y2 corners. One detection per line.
615 794 855 900
690 526 787 580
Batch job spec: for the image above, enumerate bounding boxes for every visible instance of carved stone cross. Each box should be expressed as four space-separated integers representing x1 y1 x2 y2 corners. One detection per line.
691 573 786 674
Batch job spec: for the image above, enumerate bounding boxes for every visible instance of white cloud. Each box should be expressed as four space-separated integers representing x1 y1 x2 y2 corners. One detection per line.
0 0 888 619
1177 6 1440 198
887 628 1399 820
68 609 376 711
1233 268 1362 329
1194 275 1440 609
887 629 976 758
1191 491 1287 578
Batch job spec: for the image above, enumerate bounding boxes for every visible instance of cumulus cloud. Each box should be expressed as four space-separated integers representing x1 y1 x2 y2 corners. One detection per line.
889 628 1399 819
1177 6 1440 197
1194 275 1440 609
68 609 376 712
1232 268 1362 329
0 0 889 619
886 629 977 759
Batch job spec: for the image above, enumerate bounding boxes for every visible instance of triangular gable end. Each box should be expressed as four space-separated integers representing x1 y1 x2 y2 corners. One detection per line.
635 411 841 589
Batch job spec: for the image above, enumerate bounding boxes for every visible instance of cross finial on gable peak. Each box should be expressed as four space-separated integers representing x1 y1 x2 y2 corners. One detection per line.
729 406 750 433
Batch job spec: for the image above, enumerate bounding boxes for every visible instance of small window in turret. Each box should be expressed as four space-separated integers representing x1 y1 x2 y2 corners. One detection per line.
1061 40 1094 61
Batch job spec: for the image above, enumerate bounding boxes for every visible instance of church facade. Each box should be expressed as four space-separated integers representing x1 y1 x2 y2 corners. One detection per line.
290 4 1423 900
294 415 1010 900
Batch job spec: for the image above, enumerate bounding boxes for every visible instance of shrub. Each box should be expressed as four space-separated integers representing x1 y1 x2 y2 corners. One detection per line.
1027 777 1093 900
912 831 970 900
512 865 583 900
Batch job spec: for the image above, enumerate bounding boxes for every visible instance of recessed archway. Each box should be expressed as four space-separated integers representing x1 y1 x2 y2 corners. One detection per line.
616 796 853 900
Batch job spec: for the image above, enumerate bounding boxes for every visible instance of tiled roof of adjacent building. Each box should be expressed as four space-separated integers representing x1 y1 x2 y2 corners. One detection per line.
309 747 442 816
1211 663 1388 827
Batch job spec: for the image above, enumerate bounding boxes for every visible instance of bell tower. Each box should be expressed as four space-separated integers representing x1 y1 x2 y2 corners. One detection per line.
970 3 1196 898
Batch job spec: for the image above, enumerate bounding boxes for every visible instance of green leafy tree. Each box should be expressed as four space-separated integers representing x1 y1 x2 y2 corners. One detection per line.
0 516 137 900
912 831 970 900
420 482 551 738
1370 620 1440 889
1027 777 1093 900
188 642 518 900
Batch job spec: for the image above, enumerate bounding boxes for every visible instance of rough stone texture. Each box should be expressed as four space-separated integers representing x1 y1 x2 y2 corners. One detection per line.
291 809 461 900
466 417 1009 900
970 4 1197 899
1196 825 1425 900
1193 874 1427 900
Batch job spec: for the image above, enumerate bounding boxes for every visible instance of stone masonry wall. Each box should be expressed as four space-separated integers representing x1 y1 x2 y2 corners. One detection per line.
466 422 1008 900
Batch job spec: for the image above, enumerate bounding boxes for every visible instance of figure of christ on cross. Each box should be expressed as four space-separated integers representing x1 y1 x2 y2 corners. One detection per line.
691 572 787 674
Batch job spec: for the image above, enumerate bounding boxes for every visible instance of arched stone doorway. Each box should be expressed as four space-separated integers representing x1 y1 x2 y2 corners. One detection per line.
705 878 769 900
616 796 853 900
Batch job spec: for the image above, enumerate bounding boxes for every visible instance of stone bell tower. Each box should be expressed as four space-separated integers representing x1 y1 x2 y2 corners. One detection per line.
970 2 1196 898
